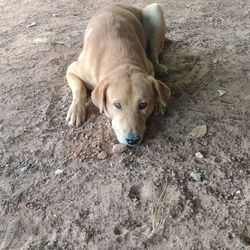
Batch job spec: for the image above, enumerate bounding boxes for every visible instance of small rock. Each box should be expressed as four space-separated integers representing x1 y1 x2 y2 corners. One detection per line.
190 172 202 182
228 232 235 239
79 231 90 243
195 151 204 159
27 21 37 28
112 144 127 154
97 151 108 160
212 58 218 64
236 190 241 195
217 89 226 97
55 169 64 175
20 167 28 172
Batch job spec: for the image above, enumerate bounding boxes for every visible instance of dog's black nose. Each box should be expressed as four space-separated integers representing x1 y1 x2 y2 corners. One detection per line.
125 134 140 146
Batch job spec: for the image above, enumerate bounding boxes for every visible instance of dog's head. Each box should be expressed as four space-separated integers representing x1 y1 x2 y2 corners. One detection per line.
91 66 170 146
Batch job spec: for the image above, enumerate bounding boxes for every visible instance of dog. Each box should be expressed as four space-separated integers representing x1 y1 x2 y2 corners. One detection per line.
66 3 170 146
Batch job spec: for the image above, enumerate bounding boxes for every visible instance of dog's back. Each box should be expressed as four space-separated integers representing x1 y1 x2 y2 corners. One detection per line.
82 5 150 82
85 5 146 48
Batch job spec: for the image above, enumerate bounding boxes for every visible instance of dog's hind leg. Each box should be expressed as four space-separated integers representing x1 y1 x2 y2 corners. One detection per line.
142 3 168 77
66 61 87 126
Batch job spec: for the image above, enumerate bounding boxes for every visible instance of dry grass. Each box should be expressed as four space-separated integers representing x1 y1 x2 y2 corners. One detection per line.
147 185 169 239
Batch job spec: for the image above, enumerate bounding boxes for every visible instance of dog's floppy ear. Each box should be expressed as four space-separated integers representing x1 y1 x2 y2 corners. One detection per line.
150 77 171 106
91 78 109 113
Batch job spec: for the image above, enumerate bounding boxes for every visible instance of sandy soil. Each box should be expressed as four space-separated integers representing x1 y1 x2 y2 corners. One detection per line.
0 0 250 249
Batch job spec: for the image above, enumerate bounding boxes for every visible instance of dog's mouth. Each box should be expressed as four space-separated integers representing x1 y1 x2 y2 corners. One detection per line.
126 142 138 147
124 137 142 147
112 123 143 147
116 135 141 147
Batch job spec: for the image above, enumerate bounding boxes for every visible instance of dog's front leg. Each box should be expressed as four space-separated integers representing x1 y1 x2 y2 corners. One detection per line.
66 62 87 126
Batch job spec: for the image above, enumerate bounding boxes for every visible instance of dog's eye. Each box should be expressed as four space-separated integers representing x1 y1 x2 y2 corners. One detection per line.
114 102 122 110
138 102 147 110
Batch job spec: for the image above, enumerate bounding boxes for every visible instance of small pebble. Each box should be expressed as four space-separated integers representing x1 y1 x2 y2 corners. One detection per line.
112 144 127 154
20 167 28 172
97 151 108 160
212 58 218 64
236 190 241 195
217 89 226 97
190 172 202 182
79 231 90 243
195 151 204 159
55 169 64 175
27 21 37 28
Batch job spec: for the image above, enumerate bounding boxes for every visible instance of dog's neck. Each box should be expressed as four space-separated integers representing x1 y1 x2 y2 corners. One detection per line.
98 60 154 83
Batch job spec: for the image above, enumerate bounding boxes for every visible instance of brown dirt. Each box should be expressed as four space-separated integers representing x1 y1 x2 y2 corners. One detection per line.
0 0 250 249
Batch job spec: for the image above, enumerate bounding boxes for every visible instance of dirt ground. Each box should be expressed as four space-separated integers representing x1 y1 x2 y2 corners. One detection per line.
0 0 250 249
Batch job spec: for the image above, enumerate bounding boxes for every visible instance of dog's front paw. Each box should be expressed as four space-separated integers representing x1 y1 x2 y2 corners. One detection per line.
66 101 86 126
154 63 168 77
153 102 168 116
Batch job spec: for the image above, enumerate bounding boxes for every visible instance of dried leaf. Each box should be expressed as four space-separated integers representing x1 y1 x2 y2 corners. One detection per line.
32 37 69 47
188 125 207 138
32 37 50 44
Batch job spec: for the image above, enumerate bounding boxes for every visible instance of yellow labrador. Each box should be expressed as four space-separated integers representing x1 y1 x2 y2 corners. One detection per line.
66 3 170 146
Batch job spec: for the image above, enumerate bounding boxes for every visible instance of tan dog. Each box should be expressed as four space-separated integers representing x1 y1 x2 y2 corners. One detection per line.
66 3 170 146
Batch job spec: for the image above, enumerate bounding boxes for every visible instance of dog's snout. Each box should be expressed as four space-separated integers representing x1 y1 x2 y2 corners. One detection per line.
125 134 140 146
